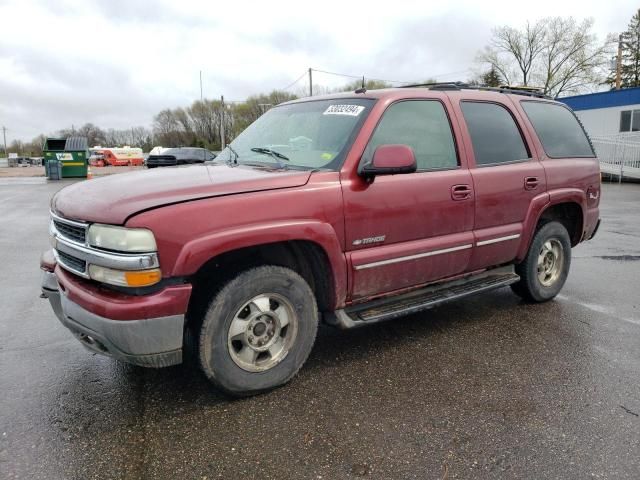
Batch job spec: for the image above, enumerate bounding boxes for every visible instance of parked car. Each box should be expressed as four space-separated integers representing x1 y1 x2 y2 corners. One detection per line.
41 85 600 396
146 147 216 168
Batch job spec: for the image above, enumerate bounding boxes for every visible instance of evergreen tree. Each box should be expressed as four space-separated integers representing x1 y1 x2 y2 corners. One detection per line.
482 65 503 87
608 9 640 88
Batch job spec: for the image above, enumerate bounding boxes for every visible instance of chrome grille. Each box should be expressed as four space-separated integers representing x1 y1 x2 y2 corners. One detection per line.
53 219 86 244
56 250 87 274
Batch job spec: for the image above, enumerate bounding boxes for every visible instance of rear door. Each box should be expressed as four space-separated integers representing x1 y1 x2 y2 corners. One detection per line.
450 95 546 270
342 98 475 300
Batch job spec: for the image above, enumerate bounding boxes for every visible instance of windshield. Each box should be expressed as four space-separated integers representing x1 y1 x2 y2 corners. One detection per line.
216 98 374 170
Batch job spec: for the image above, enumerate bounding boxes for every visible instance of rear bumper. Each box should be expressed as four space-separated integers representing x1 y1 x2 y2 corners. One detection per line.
41 265 191 368
584 206 601 241
589 218 601 240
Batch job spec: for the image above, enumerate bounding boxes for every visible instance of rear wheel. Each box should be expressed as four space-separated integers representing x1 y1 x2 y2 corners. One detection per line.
511 221 571 302
198 266 318 396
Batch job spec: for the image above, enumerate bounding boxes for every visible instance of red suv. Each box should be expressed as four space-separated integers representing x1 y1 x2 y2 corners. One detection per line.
41 84 601 396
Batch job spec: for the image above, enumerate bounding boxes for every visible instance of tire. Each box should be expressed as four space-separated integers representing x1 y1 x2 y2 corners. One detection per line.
198 266 318 396
511 221 571 302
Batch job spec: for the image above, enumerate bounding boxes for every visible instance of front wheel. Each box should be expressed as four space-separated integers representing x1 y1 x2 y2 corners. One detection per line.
198 266 318 396
511 221 572 302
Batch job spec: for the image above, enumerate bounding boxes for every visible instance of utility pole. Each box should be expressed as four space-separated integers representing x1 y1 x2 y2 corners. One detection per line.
258 103 272 114
616 34 623 90
200 70 203 101
220 95 226 150
2 126 7 158
308 68 313 97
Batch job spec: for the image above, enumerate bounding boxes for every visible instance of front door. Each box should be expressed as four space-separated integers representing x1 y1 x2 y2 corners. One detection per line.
342 99 475 301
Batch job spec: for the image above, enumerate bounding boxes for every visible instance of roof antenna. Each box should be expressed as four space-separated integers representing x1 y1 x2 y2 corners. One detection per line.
355 76 367 94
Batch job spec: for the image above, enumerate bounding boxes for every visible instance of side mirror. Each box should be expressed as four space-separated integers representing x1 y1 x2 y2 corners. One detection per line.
360 144 417 178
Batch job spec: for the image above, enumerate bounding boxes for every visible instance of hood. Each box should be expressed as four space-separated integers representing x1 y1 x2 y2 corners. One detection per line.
53 164 312 224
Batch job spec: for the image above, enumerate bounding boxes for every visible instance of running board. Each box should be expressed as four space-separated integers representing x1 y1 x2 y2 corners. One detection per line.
326 266 519 329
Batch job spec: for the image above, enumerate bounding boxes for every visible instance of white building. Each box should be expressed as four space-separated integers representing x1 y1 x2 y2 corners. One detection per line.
561 88 640 179
561 87 640 137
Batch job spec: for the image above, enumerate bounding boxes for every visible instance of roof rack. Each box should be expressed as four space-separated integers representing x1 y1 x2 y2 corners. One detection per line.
399 81 553 99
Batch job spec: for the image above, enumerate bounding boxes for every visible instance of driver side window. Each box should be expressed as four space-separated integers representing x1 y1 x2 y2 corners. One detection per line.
363 100 458 171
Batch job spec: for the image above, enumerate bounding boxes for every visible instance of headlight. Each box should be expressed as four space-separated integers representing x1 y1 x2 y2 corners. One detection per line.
87 224 157 252
88 265 162 287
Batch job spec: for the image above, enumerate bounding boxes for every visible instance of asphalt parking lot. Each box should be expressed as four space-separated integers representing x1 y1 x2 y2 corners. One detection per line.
1 178 639 479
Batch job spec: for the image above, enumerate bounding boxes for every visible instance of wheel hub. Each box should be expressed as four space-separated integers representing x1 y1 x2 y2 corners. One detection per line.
227 293 298 372
246 314 278 351
537 239 564 287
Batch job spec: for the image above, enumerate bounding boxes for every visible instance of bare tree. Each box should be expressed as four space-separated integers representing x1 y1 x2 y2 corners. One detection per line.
152 109 184 147
481 22 547 86
26 134 46 156
188 99 222 147
478 17 612 97
130 127 152 149
538 18 613 96
8 139 24 155
76 123 107 147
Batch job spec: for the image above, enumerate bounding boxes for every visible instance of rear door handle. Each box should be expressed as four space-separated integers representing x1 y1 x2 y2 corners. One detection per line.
451 184 472 200
524 177 539 190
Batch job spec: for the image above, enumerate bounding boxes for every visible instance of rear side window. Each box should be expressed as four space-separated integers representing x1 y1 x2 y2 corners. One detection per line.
363 100 458 170
460 101 530 166
522 101 595 158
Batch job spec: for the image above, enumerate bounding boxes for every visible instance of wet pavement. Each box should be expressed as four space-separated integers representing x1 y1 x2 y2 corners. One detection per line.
1 178 639 479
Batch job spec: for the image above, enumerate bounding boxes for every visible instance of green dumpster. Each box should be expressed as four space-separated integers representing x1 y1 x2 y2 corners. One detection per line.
43 137 88 178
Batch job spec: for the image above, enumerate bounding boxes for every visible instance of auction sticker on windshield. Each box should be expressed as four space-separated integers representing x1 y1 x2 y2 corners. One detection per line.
323 105 365 116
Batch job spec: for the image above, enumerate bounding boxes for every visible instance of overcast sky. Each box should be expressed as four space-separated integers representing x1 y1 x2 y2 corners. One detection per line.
0 0 636 142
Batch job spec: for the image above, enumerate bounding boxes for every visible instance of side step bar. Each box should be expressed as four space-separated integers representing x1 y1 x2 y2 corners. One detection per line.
326 266 519 329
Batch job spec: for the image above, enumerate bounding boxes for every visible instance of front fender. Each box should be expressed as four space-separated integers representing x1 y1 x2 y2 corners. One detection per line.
172 219 348 306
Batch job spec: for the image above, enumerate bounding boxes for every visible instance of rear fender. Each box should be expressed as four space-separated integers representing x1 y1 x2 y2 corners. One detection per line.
516 188 586 261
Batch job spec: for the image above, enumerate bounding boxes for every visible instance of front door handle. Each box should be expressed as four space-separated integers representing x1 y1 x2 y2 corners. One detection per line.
451 184 472 201
524 176 539 190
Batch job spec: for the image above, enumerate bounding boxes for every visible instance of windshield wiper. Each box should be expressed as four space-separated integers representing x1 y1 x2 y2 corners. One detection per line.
250 147 290 162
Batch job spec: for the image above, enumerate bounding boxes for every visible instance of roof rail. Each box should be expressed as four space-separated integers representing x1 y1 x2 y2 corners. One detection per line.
400 81 469 90
400 81 553 99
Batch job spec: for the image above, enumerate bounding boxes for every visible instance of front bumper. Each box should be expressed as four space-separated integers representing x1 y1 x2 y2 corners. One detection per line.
41 268 187 368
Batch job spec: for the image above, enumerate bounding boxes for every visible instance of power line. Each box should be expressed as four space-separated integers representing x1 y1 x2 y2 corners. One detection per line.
310 67 473 85
221 66 473 106
311 68 413 85
281 71 308 91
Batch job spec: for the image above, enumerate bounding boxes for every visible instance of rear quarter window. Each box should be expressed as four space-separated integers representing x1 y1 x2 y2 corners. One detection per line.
521 101 595 158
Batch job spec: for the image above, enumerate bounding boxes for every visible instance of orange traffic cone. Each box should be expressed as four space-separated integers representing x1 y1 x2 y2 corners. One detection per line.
87 166 93 180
